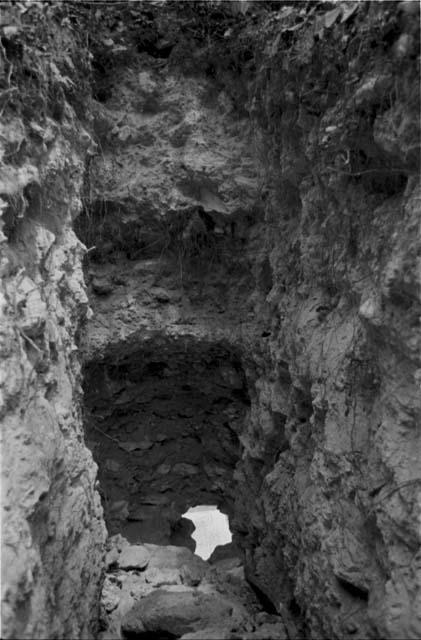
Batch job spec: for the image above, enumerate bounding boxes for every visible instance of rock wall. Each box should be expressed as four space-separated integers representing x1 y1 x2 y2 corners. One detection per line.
1 2 420 639
0 5 106 638
76 46 262 552
78 3 420 639
230 4 421 638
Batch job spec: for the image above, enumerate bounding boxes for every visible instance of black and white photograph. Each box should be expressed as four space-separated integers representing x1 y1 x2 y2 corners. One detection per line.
1 1 420 638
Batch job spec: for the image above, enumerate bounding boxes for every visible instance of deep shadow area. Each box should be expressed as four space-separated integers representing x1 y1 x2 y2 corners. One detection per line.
122 631 177 640
83 337 249 547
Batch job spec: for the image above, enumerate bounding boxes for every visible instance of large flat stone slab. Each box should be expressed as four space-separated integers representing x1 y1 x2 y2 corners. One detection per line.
121 588 235 637
117 544 150 570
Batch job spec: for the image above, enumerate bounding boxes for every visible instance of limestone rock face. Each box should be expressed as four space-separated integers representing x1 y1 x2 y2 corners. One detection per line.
2 3 420 640
0 139 107 639
78 46 260 555
79 58 261 362
0 7 106 638
79 4 420 639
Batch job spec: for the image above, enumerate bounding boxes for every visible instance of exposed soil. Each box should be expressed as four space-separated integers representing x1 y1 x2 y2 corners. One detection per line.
1 2 420 639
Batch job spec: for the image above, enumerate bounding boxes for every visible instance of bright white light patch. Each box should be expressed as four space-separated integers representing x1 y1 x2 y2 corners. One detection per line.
183 505 232 560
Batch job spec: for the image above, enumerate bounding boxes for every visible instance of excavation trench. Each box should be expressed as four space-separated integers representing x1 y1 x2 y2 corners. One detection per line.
83 338 249 553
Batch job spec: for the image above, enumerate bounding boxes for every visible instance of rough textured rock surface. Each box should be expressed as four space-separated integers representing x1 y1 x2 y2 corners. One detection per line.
99 536 291 640
1 2 420 639
0 5 106 639
78 3 420 639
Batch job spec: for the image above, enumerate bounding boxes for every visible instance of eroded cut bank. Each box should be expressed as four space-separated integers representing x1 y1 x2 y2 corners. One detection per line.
1 2 420 639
